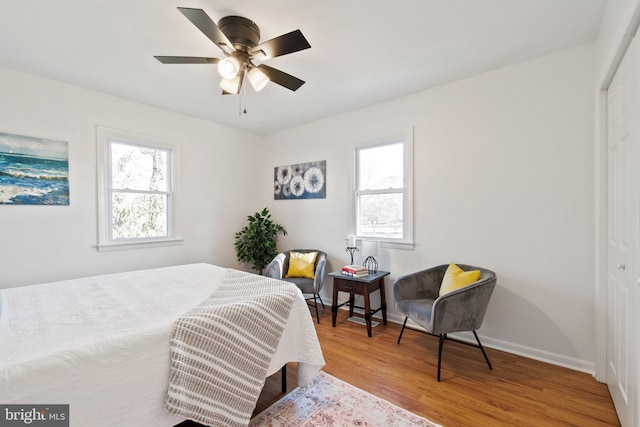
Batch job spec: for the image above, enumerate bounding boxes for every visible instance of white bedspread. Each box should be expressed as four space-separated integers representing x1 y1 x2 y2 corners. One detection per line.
0 263 325 427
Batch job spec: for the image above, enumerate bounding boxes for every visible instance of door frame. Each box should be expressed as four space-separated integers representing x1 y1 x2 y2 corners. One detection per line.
595 2 640 382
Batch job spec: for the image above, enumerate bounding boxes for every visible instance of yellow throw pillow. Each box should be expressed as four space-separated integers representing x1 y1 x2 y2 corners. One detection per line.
285 251 318 279
439 263 481 296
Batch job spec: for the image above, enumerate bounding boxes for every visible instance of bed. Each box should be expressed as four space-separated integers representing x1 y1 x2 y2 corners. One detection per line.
0 263 325 426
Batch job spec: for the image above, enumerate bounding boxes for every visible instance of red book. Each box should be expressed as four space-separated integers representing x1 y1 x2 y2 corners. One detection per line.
342 265 367 274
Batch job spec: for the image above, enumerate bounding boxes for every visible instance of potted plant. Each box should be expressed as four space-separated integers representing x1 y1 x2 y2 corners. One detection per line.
234 207 287 275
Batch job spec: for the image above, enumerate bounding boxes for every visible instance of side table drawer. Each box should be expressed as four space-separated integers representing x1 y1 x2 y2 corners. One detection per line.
336 280 361 292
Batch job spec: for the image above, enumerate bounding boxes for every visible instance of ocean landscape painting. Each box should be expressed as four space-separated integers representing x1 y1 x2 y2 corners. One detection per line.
0 131 69 205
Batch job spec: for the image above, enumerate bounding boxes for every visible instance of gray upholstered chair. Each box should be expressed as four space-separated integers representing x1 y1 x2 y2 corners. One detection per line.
393 263 497 381
265 249 327 324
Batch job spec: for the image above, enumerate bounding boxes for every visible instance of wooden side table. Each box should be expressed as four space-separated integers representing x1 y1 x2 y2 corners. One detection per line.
329 270 390 337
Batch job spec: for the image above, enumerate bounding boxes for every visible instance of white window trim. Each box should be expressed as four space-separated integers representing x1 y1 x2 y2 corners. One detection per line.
350 127 414 250
96 126 183 252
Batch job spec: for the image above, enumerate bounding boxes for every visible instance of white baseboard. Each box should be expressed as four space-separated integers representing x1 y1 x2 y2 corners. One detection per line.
328 300 595 376
471 333 596 375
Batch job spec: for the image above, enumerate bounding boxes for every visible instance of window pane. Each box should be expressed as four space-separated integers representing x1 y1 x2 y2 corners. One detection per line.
112 192 167 239
357 193 403 239
358 143 403 190
111 143 168 191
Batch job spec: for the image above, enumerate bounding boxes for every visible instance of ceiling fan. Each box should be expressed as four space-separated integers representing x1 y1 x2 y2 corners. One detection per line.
155 7 311 95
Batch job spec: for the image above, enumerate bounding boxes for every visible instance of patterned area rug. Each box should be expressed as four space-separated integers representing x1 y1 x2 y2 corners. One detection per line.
250 371 441 426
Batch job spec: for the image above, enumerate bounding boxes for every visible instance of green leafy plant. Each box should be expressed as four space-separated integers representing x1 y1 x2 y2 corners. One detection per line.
234 207 287 274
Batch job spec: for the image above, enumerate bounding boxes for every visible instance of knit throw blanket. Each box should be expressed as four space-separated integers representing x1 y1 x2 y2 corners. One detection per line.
165 269 298 427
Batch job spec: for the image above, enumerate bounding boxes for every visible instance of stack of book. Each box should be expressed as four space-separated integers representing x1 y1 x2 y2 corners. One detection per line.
341 265 369 277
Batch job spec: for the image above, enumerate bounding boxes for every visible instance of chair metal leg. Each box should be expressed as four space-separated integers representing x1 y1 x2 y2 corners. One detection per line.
473 330 492 370
305 294 323 324
316 293 325 308
397 325 492 381
437 334 446 381
397 317 408 344
313 294 320 324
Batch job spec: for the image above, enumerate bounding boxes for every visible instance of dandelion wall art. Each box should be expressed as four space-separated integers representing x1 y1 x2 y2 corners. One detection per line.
0 131 69 205
274 160 326 200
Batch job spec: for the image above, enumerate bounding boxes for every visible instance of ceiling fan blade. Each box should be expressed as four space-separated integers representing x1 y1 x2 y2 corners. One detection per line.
257 64 305 91
177 7 234 54
154 56 219 64
251 30 310 59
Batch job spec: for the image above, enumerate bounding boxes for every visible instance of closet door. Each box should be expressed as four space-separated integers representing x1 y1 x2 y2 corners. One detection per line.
606 30 640 427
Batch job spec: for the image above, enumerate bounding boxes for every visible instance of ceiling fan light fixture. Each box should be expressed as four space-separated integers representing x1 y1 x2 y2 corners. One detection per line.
217 56 241 79
248 67 269 91
156 9 311 95
219 74 242 94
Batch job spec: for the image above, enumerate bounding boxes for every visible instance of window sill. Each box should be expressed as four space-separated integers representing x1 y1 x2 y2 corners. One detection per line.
355 238 415 251
381 240 415 250
96 237 184 252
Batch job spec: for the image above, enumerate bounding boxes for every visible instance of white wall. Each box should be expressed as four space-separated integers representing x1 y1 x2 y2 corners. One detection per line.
0 42 599 372
595 0 640 81
0 66 263 288
262 43 596 372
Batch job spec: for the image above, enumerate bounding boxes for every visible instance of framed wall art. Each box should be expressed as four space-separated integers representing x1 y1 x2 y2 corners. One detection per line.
0 131 69 205
274 160 326 200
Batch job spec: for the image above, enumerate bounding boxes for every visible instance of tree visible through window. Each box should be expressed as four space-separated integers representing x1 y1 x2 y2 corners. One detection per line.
97 127 180 250
353 128 413 244
357 143 404 238
110 142 169 239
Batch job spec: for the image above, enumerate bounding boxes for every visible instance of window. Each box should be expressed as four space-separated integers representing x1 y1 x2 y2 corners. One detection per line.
352 128 413 247
97 127 181 251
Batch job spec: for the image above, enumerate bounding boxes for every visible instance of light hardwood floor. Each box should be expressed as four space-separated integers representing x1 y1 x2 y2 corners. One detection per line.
255 307 621 426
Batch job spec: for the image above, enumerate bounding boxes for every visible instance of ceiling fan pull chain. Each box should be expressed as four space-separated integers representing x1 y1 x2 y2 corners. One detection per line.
239 82 248 116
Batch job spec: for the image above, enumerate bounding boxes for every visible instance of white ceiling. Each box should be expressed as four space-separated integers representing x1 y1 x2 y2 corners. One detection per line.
0 0 607 135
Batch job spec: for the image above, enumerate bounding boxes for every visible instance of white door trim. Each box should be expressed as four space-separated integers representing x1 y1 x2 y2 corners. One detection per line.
595 1 640 383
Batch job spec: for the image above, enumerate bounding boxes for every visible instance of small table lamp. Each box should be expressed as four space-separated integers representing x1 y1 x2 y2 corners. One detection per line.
362 240 379 273
345 234 358 265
